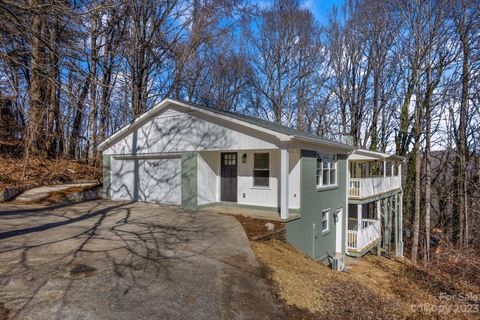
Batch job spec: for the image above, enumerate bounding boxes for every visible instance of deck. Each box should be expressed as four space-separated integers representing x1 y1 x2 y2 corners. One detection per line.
347 218 381 256
349 176 401 199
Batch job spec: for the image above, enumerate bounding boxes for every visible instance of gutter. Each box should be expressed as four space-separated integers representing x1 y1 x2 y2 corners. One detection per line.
290 135 355 152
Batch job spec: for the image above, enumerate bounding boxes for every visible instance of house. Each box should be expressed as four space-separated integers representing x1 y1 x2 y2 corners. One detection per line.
98 98 404 265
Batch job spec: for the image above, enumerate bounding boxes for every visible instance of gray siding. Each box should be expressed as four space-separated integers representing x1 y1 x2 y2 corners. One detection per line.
181 152 198 209
286 151 347 262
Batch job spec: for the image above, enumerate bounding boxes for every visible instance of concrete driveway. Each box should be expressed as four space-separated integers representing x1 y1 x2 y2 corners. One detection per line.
0 200 286 320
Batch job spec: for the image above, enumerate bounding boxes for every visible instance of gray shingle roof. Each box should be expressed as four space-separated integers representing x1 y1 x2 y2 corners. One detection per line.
174 99 353 149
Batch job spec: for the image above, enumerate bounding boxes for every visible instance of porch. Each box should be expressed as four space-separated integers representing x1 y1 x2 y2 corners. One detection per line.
347 218 381 254
196 149 301 221
349 176 402 199
348 158 402 199
347 192 403 257
200 203 300 222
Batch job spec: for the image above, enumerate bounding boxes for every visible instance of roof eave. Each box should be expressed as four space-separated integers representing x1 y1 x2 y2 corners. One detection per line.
290 135 355 152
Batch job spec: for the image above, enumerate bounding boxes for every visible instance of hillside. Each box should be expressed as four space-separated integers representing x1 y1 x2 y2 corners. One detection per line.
0 155 100 192
252 240 480 320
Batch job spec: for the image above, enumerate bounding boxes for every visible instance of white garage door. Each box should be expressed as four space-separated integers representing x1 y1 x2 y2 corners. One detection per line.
110 157 182 205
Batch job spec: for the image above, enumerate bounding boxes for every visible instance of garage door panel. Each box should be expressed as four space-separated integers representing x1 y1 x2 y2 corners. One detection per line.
138 159 181 205
110 157 181 205
111 159 136 201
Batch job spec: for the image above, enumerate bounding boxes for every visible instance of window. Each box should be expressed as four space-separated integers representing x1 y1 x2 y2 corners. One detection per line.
223 153 236 165
316 153 337 187
321 209 329 232
253 153 269 187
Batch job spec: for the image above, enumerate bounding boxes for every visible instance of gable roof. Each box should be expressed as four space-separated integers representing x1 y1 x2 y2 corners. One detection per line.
97 98 355 152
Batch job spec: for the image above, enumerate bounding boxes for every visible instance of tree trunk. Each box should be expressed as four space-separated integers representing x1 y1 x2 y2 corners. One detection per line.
26 0 47 156
87 10 99 164
69 76 91 159
455 19 469 246
411 83 422 263
424 67 432 263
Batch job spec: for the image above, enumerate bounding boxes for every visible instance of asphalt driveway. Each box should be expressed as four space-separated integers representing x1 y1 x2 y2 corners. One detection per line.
0 200 286 320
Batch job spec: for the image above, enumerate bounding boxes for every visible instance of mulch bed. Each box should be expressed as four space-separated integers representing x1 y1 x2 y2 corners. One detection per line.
234 215 285 240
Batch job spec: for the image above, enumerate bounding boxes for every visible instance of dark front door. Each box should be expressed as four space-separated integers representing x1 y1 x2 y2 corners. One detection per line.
221 152 238 202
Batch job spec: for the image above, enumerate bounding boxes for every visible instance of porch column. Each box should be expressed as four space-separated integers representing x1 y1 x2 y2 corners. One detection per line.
357 204 362 233
387 196 393 256
396 192 404 257
280 149 289 220
383 197 389 253
377 200 382 256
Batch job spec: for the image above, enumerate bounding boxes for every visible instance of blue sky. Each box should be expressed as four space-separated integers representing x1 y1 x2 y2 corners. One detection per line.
252 0 343 25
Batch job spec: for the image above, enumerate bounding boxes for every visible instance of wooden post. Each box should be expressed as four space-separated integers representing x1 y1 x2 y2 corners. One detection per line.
396 192 404 257
280 149 289 220
383 197 389 253
394 194 399 256
377 200 382 256
357 204 362 233
387 196 393 256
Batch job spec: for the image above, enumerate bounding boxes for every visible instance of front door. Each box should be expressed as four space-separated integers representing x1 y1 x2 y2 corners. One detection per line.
221 152 237 202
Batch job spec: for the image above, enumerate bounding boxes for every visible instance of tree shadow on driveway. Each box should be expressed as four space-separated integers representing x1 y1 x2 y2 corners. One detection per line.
0 200 286 320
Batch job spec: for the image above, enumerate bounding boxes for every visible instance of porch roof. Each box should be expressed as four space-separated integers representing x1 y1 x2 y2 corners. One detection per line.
349 149 406 162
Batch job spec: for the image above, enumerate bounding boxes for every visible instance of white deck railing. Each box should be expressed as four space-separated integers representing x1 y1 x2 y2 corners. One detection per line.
348 176 401 199
347 219 381 252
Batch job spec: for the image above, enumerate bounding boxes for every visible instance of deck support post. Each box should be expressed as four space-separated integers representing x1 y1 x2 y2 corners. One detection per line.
387 196 393 256
377 200 382 256
357 204 362 233
280 149 289 220
396 192 404 257
394 194 399 256
383 197 389 254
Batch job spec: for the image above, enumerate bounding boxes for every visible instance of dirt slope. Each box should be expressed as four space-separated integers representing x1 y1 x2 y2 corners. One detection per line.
252 240 478 320
0 155 100 191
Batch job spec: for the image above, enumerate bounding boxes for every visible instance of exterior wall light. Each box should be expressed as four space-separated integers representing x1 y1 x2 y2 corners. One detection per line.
242 153 247 163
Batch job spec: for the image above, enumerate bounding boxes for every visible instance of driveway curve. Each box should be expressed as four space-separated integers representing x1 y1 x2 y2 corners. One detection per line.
0 200 286 320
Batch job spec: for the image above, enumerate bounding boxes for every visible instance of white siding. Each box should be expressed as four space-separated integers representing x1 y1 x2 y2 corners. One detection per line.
196 150 300 209
237 150 279 208
197 152 218 205
104 108 278 155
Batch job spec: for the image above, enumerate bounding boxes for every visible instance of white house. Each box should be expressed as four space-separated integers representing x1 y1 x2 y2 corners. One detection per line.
98 98 404 265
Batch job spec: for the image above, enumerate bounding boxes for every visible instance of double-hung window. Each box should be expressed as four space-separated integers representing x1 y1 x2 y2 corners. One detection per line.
316 153 337 187
253 153 269 187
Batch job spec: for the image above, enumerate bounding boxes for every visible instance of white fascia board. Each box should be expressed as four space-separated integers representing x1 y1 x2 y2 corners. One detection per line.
98 98 292 152
352 148 406 162
113 152 183 160
352 149 389 159
97 99 171 151
290 136 355 153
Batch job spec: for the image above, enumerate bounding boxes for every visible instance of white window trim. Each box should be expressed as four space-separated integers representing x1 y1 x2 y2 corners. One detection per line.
252 152 270 188
316 153 337 188
321 208 330 233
